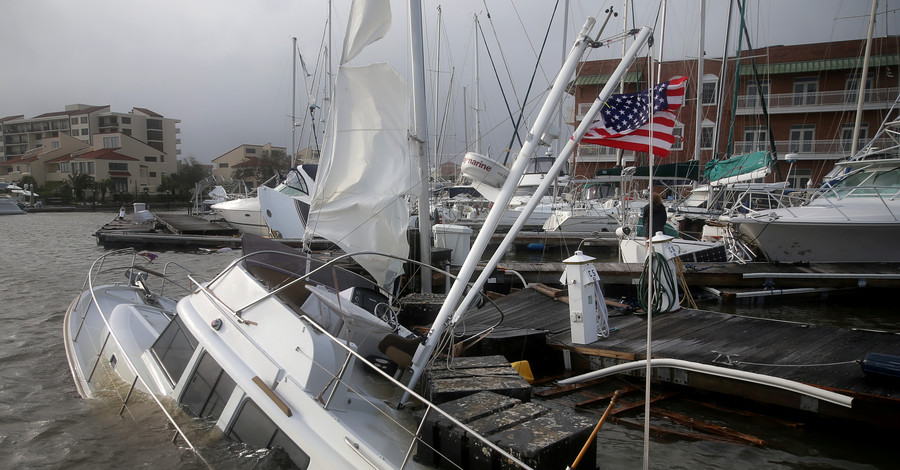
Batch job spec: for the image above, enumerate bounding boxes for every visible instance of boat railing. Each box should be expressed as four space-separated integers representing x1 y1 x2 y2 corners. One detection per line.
76 249 198 316
295 313 534 470
721 185 811 218
73 248 205 459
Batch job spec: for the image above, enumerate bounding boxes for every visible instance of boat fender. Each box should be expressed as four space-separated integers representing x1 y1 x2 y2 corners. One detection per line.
861 353 900 381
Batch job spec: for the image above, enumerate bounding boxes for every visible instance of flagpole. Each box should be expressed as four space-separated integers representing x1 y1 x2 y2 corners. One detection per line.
642 37 656 470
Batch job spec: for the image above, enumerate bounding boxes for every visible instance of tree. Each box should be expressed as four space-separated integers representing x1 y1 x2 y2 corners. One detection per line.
64 173 95 202
158 156 208 199
231 149 289 187
96 178 115 202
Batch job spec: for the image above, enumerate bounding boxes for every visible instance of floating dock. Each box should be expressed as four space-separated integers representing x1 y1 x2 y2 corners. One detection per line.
494 261 900 296
457 286 900 428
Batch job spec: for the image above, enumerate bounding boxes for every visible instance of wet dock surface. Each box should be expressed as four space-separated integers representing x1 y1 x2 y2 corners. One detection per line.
460 286 900 425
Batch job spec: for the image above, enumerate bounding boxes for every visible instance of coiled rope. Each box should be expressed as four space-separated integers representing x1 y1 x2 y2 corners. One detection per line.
638 251 679 313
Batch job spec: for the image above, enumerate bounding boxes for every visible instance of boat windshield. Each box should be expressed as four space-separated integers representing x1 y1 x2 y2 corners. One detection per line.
830 167 900 198
277 169 309 196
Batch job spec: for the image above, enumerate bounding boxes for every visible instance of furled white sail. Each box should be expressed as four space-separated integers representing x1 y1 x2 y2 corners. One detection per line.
305 63 414 288
340 0 391 65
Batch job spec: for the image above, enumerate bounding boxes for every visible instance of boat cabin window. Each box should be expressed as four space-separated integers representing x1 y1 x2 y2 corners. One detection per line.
180 352 236 421
831 168 900 198
150 316 199 387
228 399 310 469
278 169 310 196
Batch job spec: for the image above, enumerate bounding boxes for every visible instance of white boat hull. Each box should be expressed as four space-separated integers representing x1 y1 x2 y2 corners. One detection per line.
258 185 309 239
212 197 269 236
733 218 900 263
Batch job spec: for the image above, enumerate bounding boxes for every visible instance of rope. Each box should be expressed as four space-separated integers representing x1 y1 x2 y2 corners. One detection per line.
637 251 679 313
673 257 697 309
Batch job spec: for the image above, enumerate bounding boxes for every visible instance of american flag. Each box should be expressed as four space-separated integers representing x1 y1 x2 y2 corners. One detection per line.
581 76 687 157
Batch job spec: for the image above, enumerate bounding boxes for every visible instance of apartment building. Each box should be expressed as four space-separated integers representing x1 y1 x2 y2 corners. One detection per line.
0 104 180 193
569 36 898 187
211 143 286 187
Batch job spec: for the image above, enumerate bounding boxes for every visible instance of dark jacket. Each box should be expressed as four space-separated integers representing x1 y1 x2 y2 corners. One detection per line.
642 201 667 237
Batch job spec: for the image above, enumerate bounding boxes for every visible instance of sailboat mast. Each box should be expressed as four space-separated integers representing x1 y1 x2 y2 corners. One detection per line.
291 36 297 168
693 0 705 161
474 14 482 155
850 0 879 158
409 0 432 293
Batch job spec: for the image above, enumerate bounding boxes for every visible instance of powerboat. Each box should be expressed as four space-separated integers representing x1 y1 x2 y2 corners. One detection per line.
211 196 269 237
64 235 526 468
257 164 316 239
726 156 900 263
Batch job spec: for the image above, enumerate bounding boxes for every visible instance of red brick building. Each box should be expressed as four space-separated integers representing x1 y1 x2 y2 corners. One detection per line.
569 36 899 188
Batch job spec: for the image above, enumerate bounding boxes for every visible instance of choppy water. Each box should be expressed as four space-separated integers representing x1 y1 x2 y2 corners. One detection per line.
0 211 894 469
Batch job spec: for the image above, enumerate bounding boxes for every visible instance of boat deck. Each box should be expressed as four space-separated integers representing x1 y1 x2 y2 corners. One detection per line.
460 286 900 426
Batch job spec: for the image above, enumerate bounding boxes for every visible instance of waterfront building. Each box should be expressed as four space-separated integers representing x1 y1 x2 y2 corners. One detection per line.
211 143 286 188
0 104 180 194
568 36 899 187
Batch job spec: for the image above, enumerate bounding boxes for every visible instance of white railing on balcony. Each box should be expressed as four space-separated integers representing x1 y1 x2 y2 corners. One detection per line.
732 137 894 158
736 87 898 113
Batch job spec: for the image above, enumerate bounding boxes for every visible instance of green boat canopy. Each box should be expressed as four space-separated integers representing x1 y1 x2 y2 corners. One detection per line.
703 151 773 185
595 161 700 180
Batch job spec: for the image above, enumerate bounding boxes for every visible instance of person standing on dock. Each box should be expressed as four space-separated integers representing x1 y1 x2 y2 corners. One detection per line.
642 193 666 237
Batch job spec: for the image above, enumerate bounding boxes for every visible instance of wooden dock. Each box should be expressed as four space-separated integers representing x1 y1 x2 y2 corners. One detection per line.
459 286 900 427
495 260 900 293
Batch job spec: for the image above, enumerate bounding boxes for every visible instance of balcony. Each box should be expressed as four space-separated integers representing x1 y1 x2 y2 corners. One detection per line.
732 136 893 160
736 87 898 115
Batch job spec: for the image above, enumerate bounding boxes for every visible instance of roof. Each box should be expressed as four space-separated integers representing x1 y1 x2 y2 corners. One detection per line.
737 54 899 76
74 148 138 161
572 71 643 86
132 107 163 117
108 171 132 177
1 115 24 123
33 105 109 118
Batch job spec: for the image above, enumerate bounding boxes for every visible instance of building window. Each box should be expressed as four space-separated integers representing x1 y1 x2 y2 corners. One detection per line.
792 78 818 105
80 116 88 124
218 162 229 168
147 119 162 130
576 102 593 121
144 156 158 162
109 162 128 171
700 125 715 149
102 136 120 148
88 162 95 174
786 168 812 189
845 74 873 103
789 124 815 153
122 128 132 136
246 148 257 154
71 118 78 125
671 125 684 151
122 117 132 124
840 123 868 152
81 129 89 136
51 141 61 149
150 171 157 177
701 74 718 105
60 162 70 173
743 126 768 154
746 80 769 107
160 155 165 162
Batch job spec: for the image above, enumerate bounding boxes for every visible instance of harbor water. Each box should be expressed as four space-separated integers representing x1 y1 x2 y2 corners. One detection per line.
0 211 894 469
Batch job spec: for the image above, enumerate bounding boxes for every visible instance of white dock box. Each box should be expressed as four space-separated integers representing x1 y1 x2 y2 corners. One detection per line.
433 224 473 266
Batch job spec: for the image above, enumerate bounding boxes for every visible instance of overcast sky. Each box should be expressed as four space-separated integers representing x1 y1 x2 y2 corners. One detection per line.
2 0 895 166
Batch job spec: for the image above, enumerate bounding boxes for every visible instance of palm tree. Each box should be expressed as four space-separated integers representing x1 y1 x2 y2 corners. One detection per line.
96 178 115 202
65 173 95 202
